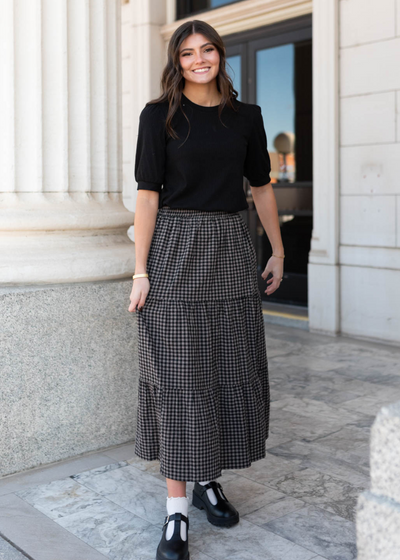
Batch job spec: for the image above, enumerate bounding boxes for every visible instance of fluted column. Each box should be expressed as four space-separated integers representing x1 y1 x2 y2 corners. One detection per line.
0 0 134 284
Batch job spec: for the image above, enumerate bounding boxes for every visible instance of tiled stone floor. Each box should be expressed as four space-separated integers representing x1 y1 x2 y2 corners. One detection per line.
0 323 399 560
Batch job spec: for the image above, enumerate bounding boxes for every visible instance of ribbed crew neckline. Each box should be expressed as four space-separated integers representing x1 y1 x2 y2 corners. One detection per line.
181 92 221 112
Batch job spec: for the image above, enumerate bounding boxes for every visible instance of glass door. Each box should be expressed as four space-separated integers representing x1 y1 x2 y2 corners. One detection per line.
225 18 312 306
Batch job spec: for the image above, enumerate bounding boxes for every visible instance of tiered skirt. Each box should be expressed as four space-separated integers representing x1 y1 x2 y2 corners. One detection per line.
134 206 270 481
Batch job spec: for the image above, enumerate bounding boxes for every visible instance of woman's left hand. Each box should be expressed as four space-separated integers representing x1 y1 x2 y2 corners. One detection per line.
261 256 284 296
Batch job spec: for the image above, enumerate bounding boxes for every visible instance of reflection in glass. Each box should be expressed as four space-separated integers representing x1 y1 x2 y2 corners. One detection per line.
256 44 296 183
176 0 241 19
211 0 241 7
226 55 241 100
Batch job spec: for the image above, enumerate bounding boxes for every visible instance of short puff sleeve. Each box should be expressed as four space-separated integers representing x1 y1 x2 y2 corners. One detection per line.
135 104 166 192
243 105 272 187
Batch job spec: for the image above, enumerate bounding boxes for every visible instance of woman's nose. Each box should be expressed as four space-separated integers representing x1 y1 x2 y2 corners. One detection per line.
193 52 205 64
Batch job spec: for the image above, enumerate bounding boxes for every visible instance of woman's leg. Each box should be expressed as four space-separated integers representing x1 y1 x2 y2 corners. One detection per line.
166 478 186 497
164 478 189 542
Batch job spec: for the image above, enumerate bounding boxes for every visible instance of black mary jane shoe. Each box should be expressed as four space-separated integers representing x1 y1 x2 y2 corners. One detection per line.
192 481 239 527
156 512 190 560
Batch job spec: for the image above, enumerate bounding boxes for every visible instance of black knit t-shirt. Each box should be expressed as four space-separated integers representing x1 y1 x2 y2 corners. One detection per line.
134 92 271 212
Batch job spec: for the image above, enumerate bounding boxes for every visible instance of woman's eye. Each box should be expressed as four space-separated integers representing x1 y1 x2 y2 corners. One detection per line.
182 48 214 57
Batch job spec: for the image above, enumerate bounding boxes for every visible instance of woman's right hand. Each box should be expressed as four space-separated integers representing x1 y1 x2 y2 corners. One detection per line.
128 277 150 313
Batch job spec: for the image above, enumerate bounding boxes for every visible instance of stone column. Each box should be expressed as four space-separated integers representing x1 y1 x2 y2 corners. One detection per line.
121 0 167 215
0 0 134 283
307 0 340 335
0 0 137 477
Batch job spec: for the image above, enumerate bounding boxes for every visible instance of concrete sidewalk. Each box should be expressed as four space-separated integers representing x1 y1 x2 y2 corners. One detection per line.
0 323 399 560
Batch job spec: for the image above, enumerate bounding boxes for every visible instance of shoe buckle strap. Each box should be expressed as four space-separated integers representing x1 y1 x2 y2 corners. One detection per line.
163 512 189 529
201 481 218 491
199 481 227 501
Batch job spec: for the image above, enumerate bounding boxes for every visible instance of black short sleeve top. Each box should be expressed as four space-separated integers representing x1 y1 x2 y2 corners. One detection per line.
134 92 271 212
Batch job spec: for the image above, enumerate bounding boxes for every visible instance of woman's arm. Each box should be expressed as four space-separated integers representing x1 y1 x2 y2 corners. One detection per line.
133 190 159 274
128 190 159 313
251 182 285 296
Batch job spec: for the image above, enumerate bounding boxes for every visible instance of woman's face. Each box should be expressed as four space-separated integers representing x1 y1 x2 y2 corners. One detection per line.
179 33 220 85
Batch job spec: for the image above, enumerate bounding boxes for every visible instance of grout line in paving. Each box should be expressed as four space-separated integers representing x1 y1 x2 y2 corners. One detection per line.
0 532 34 560
0 494 109 560
259 504 356 560
243 516 330 560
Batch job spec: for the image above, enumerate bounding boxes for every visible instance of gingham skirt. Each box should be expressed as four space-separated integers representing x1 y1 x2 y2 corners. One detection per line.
134 206 270 481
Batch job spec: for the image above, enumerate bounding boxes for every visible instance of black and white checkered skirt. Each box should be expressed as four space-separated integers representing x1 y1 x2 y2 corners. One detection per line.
134 206 270 481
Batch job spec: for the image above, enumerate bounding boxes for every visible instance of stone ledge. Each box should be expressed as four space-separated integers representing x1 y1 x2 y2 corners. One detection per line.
370 401 400 503
356 491 400 560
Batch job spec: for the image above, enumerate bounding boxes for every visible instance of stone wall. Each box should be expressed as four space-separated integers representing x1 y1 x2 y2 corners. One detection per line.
0 280 139 477
338 0 400 343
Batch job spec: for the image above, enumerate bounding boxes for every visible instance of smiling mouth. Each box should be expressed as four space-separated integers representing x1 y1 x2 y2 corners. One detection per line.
192 67 211 74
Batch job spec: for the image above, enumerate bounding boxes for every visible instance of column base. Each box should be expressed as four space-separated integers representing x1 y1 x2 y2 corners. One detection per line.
307 261 340 334
0 192 135 284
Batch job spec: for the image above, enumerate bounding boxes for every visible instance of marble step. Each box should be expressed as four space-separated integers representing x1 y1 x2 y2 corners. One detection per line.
261 301 309 330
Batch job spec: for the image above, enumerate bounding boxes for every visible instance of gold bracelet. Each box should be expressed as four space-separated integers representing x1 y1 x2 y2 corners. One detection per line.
132 273 149 280
272 254 285 259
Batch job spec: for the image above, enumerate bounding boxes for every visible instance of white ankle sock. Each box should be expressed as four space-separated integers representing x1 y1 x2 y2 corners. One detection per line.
198 480 226 506
165 496 189 541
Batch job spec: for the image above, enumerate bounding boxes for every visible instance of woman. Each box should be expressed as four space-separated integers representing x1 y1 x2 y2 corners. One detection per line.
128 19 284 560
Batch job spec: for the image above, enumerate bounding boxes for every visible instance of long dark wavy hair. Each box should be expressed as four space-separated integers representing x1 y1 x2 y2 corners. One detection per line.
148 20 239 143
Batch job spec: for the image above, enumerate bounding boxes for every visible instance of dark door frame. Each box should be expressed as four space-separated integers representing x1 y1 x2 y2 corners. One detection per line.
224 14 313 307
224 14 312 104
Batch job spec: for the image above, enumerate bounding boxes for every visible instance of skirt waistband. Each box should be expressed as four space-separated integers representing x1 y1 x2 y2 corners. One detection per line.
159 206 239 218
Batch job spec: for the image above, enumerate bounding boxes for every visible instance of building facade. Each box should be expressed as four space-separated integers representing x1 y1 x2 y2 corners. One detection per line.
122 0 400 345
0 0 398 478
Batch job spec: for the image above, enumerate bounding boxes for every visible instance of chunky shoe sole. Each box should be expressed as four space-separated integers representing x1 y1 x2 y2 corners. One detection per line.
156 551 190 560
192 490 239 527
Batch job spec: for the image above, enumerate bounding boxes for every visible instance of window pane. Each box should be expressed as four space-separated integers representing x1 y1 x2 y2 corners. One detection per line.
226 55 241 100
256 44 295 183
210 0 241 7
177 0 241 18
